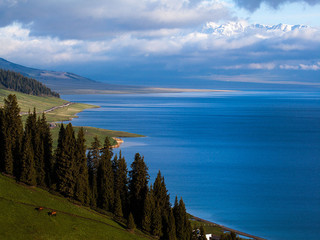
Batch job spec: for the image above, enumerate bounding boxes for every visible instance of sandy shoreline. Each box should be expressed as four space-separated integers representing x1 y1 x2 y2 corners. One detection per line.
61 87 235 95
191 216 266 240
111 137 124 148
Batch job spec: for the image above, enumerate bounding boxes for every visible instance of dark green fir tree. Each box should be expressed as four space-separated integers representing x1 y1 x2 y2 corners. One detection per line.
127 212 136 231
2 94 23 176
74 127 90 205
113 150 129 216
128 153 150 227
199 226 206 240
167 209 177 240
87 136 101 207
97 137 114 211
55 123 76 197
142 189 153 233
19 130 36 186
39 113 53 187
114 190 124 219
152 203 162 237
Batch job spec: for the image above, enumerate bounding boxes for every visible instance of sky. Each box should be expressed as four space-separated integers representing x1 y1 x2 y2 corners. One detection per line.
0 0 319 89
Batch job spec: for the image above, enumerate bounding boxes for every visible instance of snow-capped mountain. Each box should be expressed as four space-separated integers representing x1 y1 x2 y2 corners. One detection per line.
202 21 310 37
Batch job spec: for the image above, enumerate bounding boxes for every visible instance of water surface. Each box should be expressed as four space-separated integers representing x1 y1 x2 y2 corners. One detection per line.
63 91 320 240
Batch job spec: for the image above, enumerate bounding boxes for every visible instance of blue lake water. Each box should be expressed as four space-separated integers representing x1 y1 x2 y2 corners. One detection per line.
63 91 320 240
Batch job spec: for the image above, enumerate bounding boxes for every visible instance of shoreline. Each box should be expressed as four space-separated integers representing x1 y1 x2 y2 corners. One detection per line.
61 94 265 240
111 137 124 148
59 87 235 95
191 216 266 240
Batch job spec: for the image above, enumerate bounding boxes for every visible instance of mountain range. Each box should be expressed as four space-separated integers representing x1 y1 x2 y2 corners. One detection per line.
0 58 145 94
203 21 311 37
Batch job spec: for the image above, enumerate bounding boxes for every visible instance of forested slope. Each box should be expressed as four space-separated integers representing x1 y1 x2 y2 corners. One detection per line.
0 69 60 97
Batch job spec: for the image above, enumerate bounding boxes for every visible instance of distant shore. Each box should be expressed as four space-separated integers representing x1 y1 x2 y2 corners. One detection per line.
192 216 266 240
60 87 235 95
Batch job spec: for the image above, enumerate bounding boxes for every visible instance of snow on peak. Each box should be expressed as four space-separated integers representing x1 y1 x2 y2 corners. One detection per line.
202 21 310 37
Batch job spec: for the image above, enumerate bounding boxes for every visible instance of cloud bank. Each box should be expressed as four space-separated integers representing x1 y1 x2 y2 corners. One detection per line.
1 20 319 76
0 0 232 40
233 0 320 11
0 0 319 88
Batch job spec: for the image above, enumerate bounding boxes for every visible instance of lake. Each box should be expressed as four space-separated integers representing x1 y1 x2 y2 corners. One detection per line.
63 91 320 240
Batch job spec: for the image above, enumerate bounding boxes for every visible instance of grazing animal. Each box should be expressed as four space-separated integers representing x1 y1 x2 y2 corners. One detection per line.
35 207 44 211
48 211 57 216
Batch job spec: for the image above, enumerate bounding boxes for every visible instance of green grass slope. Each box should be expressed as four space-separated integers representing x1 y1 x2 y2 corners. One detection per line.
0 89 145 147
0 88 97 122
51 126 144 148
0 88 67 113
0 174 150 240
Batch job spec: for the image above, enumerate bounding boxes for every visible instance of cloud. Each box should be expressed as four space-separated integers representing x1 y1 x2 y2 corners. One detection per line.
198 74 320 85
0 0 232 40
0 22 110 65
222 62 320 71
233 0 320 11
1 20 320 71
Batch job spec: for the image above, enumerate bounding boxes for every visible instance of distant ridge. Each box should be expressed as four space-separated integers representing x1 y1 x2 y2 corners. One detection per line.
0 58 148 94
0 69 60 98
0 58 100 93
0 58 226 94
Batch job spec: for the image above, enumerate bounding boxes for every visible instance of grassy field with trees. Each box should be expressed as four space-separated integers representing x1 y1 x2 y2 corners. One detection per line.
0 94 193 239
0 174 150 240
0 89 144 147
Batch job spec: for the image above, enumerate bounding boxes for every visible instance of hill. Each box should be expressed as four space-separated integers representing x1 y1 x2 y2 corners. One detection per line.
0 174 150 240
0 89 144 147
0 58 223 94
0 58 143 94
0 69 60 97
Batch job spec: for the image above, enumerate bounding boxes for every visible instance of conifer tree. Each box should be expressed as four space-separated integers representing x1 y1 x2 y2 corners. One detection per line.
74 127 90 205
114 190 123 219
97 137 114 211
19 130 36 185
25 109 45 186
199 226 206 240
153 171 171 215
129 153 150 227
55 123 76 197
127 212 136 230
153 171 171 238
173 197 192 240
167 209 177 240
87 136 101 207
113 150 129 216
52 124 65 186
0 108 6 172
173 196 184 240
39 113 53 187
152 204 162 237
2 94 23 176
142 189 153 233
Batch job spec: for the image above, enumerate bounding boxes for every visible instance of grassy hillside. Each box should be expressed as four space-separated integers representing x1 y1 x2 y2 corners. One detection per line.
0 88 98 122
51 125 144 148
0 174 150 240
0 88 68 113
0 89 145 147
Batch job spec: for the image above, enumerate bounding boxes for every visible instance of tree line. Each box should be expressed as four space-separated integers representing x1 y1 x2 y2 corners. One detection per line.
0 94 195 240
0 69 60 98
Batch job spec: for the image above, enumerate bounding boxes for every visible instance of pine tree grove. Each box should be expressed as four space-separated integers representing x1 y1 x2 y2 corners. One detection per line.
0 94 193 240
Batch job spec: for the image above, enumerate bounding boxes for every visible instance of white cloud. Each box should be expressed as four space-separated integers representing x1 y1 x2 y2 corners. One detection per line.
0 22 109 65
299 63 320 70
0 20 320 72
233 0 320 11
248 63 276 70
0 0 232 40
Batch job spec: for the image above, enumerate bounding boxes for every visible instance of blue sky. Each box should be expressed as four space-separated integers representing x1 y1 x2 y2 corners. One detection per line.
0 0 319 89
